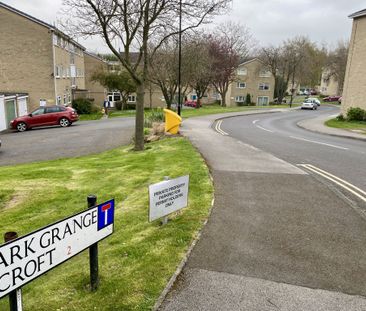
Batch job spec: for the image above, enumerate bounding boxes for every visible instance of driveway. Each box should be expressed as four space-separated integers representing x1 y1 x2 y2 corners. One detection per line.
0 117 134 166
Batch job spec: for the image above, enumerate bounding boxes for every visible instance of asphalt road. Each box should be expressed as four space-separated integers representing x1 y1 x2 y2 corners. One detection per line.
0 117 135 166
220 105 366 192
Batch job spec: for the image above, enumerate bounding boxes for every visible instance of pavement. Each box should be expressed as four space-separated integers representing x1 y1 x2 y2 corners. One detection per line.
158 110 366 311
297 110 366 141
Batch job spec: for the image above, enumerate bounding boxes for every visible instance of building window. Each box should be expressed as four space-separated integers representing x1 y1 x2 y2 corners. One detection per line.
259 83 270 91
235 96 245 102
68 94 71 104
237 68 247 75
257 96 269 106
62 66 66 78
57 96 61 105
63 95 67 105
55 66 61 78
236 82 246 89
128 95 136 102
259 69 271 77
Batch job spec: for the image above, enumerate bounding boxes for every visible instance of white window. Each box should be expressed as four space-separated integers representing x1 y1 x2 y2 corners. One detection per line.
259 83 270 91
128 95 136 102
259 69 271 77
257 96 269 106
55 66 61 78
236 82 246 89
63 94 67 105
62 66 66 78
57 96 61 105
237 68 247 75
235 96 245 102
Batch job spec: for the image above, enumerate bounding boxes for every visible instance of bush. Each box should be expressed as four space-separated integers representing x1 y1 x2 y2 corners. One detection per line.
72 98 93 114
144 108 164 128
336 114 345 121
115 101 123 111
124 103 136 110
347 107 366 121
245 94 251 106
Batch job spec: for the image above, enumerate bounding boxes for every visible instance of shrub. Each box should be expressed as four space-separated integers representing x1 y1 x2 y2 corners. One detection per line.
115 101 123 111
347 107 366 121
245 94 251 105
124 103 136 110
144 108 164 128
336 114 345 121
72 98 93 114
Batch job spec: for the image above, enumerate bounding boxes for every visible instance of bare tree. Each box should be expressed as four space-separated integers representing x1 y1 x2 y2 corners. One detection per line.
62 0 230 150
324 40 349 95
209 22 253 106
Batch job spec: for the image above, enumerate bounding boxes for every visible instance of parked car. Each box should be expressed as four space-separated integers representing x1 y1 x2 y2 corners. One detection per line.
310 90 318 95
323 95 342 102
301 99 318 110
306 97 321 106
184 100 198 108
338 96 342 103
10 106 79 132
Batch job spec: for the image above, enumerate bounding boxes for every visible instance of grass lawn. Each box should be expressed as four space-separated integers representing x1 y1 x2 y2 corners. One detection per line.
108 104 299 120
0 138 213 311
79 112 104 121
325 118 366 134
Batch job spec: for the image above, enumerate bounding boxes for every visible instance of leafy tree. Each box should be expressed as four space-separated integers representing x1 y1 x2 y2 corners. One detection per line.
92 71 137 109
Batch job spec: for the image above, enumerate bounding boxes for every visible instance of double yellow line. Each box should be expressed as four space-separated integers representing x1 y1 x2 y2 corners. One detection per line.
299 164 366 203
215 120 228 136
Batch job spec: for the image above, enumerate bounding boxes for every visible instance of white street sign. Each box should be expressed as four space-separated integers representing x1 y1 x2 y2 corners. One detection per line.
0 200 115 298
149 176 189 222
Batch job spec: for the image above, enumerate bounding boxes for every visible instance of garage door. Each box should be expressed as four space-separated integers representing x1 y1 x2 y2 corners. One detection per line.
5 100 17 127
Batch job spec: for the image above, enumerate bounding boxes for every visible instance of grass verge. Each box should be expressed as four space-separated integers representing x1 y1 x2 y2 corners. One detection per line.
325 118 366 134
0 138 213 311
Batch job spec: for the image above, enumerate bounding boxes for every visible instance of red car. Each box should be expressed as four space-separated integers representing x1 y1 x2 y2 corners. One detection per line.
10 106 79 132
323 95 341 102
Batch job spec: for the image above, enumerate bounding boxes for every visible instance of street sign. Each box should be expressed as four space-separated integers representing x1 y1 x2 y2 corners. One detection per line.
0 199 115 299
149 176 189 222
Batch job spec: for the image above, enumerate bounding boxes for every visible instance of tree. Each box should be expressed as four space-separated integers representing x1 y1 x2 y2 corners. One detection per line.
209 22 253 106
63 0 230 150
92 71 137 109
324 40 349 95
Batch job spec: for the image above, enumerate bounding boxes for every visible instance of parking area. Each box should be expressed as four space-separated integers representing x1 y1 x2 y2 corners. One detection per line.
0 118 134 166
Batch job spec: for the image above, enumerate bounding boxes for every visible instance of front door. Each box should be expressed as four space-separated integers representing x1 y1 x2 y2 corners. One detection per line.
257 96 269 106
5 100 17 128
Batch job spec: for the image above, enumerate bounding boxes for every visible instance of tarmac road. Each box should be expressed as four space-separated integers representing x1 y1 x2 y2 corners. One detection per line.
0 117 134 166
159 108 366 311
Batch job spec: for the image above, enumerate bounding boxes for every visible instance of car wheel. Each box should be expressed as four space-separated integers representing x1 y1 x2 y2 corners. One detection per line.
59 118 70 127
16 122 27 132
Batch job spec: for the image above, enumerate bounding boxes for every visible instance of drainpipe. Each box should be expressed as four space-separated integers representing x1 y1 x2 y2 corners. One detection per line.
52 30 57 105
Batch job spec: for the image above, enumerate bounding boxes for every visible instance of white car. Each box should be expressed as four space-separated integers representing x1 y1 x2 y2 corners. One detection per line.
301 98 318 110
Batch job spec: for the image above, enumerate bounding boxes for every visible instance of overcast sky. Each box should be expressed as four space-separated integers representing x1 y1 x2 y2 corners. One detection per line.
2 0 364 53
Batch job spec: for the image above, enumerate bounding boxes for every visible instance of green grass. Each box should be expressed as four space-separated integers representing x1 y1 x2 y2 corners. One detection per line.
109 104 298 120
0 138 213 311
325 118 366 134
79 112 104 121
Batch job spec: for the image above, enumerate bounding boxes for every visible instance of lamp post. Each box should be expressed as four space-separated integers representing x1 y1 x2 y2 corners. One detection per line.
177 0 182 116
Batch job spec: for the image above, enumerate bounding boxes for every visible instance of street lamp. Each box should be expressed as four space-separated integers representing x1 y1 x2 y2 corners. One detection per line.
177 0 182 116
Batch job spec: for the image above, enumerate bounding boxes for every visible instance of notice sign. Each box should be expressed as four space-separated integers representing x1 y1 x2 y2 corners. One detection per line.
149 176 189 222
0 199 115 298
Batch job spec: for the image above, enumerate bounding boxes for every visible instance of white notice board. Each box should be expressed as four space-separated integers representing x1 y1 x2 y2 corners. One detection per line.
149 176 189 222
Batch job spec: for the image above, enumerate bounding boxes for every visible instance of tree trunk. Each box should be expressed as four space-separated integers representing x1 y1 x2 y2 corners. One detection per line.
220 90 227 107
135 82 145 151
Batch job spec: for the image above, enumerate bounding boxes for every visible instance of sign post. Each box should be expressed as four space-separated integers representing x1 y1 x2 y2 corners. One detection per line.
87 195 99 291
149 175 189 223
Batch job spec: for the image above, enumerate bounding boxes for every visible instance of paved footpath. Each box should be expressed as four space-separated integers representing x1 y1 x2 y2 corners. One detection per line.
159 111 366 311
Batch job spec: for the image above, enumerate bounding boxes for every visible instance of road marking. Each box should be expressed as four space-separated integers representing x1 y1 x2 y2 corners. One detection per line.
290 136 348 150
298 164 366 203
253 120 259 124
256 125 274 133
215 120 228 136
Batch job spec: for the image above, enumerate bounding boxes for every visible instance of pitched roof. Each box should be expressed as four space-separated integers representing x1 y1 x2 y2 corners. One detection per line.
238 58 263 66
0 1 85 50
349 8 366 19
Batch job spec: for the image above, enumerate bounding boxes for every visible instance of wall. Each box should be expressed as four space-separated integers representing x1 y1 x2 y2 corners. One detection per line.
0 7 55 111
342 15 366 114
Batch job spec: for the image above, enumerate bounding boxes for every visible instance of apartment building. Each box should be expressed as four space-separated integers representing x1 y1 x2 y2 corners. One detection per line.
225 59 275 106
320 69 340 96
342 8 366 114
0 2 85 111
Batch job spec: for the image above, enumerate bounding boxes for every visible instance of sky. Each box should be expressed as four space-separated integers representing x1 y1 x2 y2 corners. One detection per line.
2 0 364 53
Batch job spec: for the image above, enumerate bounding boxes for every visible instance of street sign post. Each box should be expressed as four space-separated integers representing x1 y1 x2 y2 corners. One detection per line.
0 199 115 300
149 175 189 222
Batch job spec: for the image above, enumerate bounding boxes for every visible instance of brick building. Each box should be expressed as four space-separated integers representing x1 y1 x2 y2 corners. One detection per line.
342 8 366 114
0 2 85 111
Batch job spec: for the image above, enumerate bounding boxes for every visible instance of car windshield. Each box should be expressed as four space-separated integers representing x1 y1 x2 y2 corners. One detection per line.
304 100 312 103
31 107 45 115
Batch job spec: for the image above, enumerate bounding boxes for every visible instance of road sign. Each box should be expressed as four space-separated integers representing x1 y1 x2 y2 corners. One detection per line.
149 175 189 222
0 199 115 299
